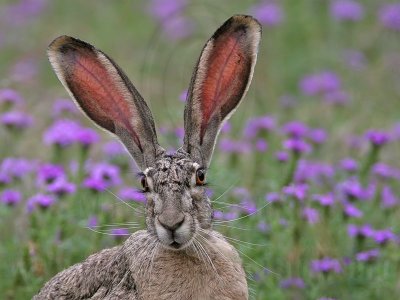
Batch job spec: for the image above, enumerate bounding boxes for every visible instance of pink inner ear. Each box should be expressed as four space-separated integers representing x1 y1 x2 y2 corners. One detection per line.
66 50 142 150
199 33 249 143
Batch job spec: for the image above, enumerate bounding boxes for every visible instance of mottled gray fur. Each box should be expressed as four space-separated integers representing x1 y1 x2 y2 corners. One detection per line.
35 14 261 300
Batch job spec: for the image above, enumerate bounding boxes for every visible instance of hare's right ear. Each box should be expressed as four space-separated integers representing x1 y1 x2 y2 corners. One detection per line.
47 36 164 170
183 15 261 168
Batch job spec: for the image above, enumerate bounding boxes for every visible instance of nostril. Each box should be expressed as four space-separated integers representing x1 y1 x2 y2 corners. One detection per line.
158 215 185 232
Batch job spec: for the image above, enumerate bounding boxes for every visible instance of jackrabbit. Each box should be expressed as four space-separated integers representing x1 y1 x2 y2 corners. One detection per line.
35 14 261 300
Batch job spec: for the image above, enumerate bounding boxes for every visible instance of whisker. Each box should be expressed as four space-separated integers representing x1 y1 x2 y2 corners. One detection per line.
213 223 252 231
85 227 132 236
91 222 140 228
105 188 145 215
212 200 250 210
214 200 273 224
235 247 281 278
211 181 238 202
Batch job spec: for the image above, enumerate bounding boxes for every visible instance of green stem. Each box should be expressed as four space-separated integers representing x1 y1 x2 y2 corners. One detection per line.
283 152 300 187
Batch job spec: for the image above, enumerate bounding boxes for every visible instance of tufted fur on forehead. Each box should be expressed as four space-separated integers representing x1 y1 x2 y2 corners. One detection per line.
146 151 196 192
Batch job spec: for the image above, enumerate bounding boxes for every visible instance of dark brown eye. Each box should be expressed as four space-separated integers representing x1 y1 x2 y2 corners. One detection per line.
141 176 149 192
196 168 206 186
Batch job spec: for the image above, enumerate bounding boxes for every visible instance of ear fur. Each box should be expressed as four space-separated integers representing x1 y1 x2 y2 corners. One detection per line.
47 36 164 170
183 15 262 167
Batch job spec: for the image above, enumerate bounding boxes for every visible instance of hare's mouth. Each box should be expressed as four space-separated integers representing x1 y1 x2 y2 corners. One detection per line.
155 216 194 251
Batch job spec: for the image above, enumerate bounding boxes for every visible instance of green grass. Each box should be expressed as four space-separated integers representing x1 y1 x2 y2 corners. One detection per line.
1 1 400 299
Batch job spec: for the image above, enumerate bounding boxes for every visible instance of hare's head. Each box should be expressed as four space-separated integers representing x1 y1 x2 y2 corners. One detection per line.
47 15 261 250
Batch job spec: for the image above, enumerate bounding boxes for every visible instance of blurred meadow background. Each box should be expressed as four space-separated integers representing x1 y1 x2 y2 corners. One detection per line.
1 0 400 299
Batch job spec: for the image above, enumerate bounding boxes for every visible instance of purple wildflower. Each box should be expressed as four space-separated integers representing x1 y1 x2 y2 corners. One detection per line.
51 98 78 118
365 130 390 146
373 229 396 245
27 193 56 212
343 203 363 218
310 257 342 274
87 215 98 229
240 199 257 214
43 119 81 147
381 186 398 208
174 127 184 140
302 207 320 224
340 158 358 172
249 1 284 27
179 89 188 103
220 121 232 134
110 228 130 236
243 116 276 139
330 0 364 21
213 210 224 220
308 128 328 144
118 187 146 203
0 189 22 206
313 193 335 207
103 140 127 158
283 138 312 154
356 249 380 263
36 163 65 186
75 127 100 147
379 3 400 31
257 221 270 233
299 71 341 96
372 163 395 179
147 0 186 21
3 0 48 26
219 138 251 154
86 162 122 188
340 178 372 200
265 192 281 203
1 111 34 129
205 188 214 198
254 139 268 152
282 121 308 139
275 151 289 162
46 177 76 196
280 277 305 289
82 177 108 192
283 183 308 201
1 157 36 180
359 224 376 238
0 88 24 107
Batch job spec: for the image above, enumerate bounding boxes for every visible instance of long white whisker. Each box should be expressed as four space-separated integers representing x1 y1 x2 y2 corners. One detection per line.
211 181 237 202
214 200 273 223
85 227 132 236
213 223 252 231
235 247 281 278
105 188 144 215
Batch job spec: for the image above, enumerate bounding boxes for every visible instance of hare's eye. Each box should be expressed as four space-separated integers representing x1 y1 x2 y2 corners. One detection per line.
141 176 149 192
196 169 206 186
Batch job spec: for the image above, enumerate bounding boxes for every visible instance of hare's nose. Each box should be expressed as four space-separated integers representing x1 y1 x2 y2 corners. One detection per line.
158 213 185 233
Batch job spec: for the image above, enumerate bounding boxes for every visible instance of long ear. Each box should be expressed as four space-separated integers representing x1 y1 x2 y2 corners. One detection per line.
183 15 261 167
47 36 164 170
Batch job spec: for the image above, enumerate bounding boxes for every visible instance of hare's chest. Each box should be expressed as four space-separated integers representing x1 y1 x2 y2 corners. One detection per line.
132 242 247 300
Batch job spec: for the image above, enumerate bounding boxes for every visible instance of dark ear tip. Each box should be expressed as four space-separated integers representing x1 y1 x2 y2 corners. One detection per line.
47 35 94 55
214 15 262 40
48 35 73 51
231 14 262 31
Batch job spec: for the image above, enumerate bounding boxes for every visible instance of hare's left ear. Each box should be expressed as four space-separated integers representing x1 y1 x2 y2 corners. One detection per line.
183 15 262 167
